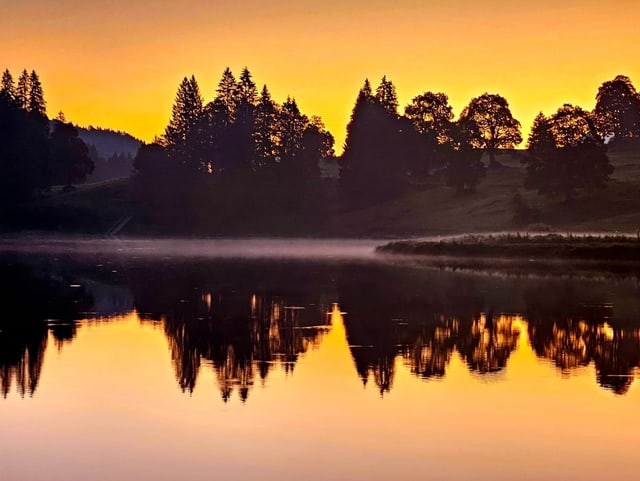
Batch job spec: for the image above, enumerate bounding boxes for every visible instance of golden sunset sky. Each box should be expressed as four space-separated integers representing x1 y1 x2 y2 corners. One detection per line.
2 0 639 151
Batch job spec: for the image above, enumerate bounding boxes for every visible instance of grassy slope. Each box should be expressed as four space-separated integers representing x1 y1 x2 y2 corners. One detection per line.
10 148 640 237
325 149 640 236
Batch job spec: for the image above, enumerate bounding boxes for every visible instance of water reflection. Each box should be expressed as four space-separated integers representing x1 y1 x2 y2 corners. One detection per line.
128 261 333 401
1 255 640 399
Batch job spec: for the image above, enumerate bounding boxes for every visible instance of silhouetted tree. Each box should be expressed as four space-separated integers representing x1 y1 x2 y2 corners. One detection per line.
375 75 398 114
215 67 238 117
0 69 15 104
0 96 49 200
594 75 640 144
27 70 46 116
163 75 204 171
237 67 257 106
524 105 612 202
459 93 522 167
340 78 425 206
405 91 454 169
252 85 278 168
49 120 94 187
277 97 308 163
404 91 454 144
15 69 29 110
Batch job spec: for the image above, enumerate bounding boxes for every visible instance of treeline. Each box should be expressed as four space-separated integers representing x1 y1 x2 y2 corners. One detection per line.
132 67 337 230
0 68 93 202
135 67 334 181
341 74 640 205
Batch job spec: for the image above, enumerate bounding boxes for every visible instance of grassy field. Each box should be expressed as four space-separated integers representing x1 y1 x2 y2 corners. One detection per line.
4 147 640 237
325 148 640 236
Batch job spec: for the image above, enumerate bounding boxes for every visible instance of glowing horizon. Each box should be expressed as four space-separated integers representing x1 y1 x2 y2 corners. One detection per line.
2 0 639 152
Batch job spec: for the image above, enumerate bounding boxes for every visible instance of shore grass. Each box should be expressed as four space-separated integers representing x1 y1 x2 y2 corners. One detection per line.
377 233 640 261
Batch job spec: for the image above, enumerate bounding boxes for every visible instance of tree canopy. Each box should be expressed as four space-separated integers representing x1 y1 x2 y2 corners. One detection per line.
594 75 640 144
524 106 612 201
459 93 522 167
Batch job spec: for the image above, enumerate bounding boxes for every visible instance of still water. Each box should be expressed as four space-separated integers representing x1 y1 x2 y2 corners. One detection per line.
1 239 639 481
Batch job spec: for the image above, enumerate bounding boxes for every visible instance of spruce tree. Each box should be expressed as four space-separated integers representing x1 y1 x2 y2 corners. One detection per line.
237 67 257 106
16 69 30 110
278 97 308 162
27 70 46 116
375 75 398 114
253 85 278 168
215 68 238 117
0 69 15 104
163 75 204 170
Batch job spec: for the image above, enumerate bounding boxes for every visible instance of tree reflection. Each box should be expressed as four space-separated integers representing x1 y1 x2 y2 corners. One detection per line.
456 313 520 374
129 261 334 401
0 261 93 397
525 284 640 394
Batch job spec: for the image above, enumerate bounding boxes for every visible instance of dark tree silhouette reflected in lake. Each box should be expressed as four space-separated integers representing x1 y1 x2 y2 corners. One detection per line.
1 252 640 399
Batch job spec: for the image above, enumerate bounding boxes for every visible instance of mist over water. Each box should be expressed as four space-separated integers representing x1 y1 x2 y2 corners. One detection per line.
0 237 387 260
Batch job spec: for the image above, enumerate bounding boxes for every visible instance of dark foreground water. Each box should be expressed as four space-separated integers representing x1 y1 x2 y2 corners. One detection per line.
1 239 639 481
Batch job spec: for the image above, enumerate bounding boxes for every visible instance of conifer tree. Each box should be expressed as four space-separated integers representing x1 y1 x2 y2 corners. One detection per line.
215 68 238 118
237 67 257 106
253 85 278 168
163 75 204 170
16 69 30 110
27 70 46 116
375 75 398 114
278 97 308 162
0 69 15 104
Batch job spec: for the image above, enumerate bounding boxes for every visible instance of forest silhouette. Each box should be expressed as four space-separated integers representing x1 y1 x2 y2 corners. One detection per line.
1 68 640 233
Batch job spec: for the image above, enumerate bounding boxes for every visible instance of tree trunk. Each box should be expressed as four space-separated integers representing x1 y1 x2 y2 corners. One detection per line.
487 148 501 168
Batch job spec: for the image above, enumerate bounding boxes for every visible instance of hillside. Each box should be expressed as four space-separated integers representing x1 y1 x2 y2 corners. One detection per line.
76 126 142 183
5 148 640 237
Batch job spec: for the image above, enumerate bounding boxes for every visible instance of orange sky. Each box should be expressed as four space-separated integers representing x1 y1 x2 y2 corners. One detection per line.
2 0 639 152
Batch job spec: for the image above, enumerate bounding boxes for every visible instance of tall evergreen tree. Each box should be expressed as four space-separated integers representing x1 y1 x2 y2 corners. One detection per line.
253 85 278 168
215 68 238 118
340 79 424 206
163 75 204 170
16 69 30 110
375 75 398 114
0 69 15 104
277 97 308 162
237 67 257 106
27 70 46 116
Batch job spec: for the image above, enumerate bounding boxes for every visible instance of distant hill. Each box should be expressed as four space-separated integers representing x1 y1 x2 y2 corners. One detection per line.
77 126 142 157
76 126 143 183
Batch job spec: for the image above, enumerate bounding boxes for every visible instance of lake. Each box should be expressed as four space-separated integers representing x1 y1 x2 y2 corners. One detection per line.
1 238 639 481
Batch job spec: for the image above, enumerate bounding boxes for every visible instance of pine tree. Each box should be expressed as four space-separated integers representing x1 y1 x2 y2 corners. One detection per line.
237 67 257 106
27 70 46 116
253 85 278 168
375 75 398 114
163 75 204 169
277 97 308 162
215 68 238 118
16 69 30 110
0 69 15 104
